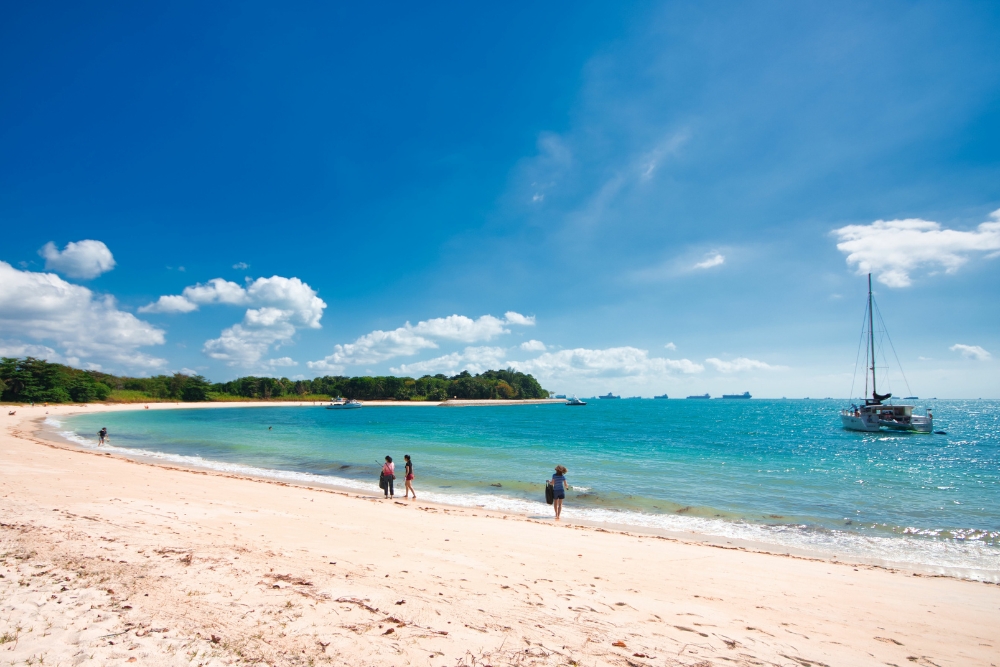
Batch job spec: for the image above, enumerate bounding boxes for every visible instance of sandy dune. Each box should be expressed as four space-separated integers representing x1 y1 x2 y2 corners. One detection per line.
1 403 998 666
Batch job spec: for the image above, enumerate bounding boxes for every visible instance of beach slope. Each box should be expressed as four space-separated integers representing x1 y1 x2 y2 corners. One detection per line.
1 405 998 666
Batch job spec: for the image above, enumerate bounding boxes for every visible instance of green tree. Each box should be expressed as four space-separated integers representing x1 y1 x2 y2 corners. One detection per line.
181 376 210 401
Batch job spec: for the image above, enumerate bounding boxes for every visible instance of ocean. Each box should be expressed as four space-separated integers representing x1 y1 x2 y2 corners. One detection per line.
52 399 999 581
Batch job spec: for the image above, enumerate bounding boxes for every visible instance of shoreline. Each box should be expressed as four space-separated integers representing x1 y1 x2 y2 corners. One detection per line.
34 402 1000 583
3 403 999 666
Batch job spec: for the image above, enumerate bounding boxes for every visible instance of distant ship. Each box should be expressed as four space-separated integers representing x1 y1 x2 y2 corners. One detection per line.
653 394 669 399
327 398 362 410
554 394 567 399
686 393 710 399
721 391 751 399
903 396 918 400
599 392 621 399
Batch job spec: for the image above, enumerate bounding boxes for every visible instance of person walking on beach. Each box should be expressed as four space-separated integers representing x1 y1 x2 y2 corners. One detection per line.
548 465 569 520
381 456 395 499
98 427 108 446
403 454 416 500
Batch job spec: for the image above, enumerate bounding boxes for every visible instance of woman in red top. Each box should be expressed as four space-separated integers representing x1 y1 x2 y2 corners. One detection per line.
381 456 395 499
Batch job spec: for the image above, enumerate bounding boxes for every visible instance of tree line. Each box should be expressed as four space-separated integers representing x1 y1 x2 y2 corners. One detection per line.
0 357 549 403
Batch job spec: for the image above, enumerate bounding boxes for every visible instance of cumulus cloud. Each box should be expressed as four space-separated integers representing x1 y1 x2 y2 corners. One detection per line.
520 339 546 351
0 261 166 370
705 357 782 373
0 340 64 364
950 344 991 361
139 294 199 314
833 210 1000 287
308 312 533 371
503 311 536 327
509 346 703 380
233 262 249 270
390 347 508 376
693 253 725 270
39 240 116 279
141 276 326 368
664 342 677 350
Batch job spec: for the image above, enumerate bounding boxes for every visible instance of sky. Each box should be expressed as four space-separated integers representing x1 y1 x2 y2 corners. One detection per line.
2 1 999 398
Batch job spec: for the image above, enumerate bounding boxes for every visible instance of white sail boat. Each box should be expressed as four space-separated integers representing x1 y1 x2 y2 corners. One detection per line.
840 274 933 433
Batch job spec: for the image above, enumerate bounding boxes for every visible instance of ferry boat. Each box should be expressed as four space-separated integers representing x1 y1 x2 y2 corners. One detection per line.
565 396 587 406
599 392 621 399
721 391 751 399
686 393 710 399
839 275 932 433
326 397 362 410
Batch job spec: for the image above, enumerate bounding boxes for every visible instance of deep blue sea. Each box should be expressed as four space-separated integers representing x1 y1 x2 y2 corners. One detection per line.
53 399 1000 581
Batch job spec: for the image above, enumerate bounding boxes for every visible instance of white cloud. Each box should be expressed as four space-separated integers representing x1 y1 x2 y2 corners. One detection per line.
184 278 250 307
267 357 298 368
950 344 991 361
664 342 677 350
833 210 1000 287
203 321 296 367
138 294 199 314
693 253 725 270
0 339 64 364
39 240 116 279
233 262 249 270
0 261 166 370
140 275 326 368
308 312 534 371
509 346 703 380
503 311 536 327
631 247 736 282
705 357 782 373
520 339 547 351
391 346 508 376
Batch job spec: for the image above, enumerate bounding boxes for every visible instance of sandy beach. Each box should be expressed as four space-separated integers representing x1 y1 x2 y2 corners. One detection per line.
2 403 998 667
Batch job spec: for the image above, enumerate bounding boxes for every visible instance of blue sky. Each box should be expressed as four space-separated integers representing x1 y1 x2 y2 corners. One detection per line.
2 1 999 397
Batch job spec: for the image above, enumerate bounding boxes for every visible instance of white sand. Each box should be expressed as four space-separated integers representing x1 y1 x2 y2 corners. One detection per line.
2 403 998 666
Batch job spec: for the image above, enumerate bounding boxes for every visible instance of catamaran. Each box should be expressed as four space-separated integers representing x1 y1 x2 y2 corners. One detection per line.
840 274 932 433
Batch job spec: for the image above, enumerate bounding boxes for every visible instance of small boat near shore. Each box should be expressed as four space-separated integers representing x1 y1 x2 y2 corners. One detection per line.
326 398 362 410
840 274 932 434
565 396 587 406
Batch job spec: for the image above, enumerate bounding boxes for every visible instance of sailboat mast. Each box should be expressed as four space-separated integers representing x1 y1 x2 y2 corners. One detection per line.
868 273 877 400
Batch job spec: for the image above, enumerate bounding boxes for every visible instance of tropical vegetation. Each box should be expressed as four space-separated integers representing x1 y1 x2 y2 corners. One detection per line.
0 357 549 403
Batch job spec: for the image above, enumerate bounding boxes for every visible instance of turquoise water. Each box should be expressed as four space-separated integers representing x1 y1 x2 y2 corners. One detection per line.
55 399 1000 580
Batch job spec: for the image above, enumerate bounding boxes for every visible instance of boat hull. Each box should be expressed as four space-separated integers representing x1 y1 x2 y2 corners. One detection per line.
841 413 880 432
880 417 933 433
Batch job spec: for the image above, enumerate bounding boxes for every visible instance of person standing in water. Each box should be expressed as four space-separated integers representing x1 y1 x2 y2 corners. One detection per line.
548 465 569 520
381 456 395 499
403 454 416 500
98 427 108 446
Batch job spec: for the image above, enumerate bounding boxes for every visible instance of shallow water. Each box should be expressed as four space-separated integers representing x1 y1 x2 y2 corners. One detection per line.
57 399 1000 580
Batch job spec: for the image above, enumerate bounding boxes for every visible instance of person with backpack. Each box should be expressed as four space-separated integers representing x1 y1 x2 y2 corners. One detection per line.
380 456 395 499
547 465 569 520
